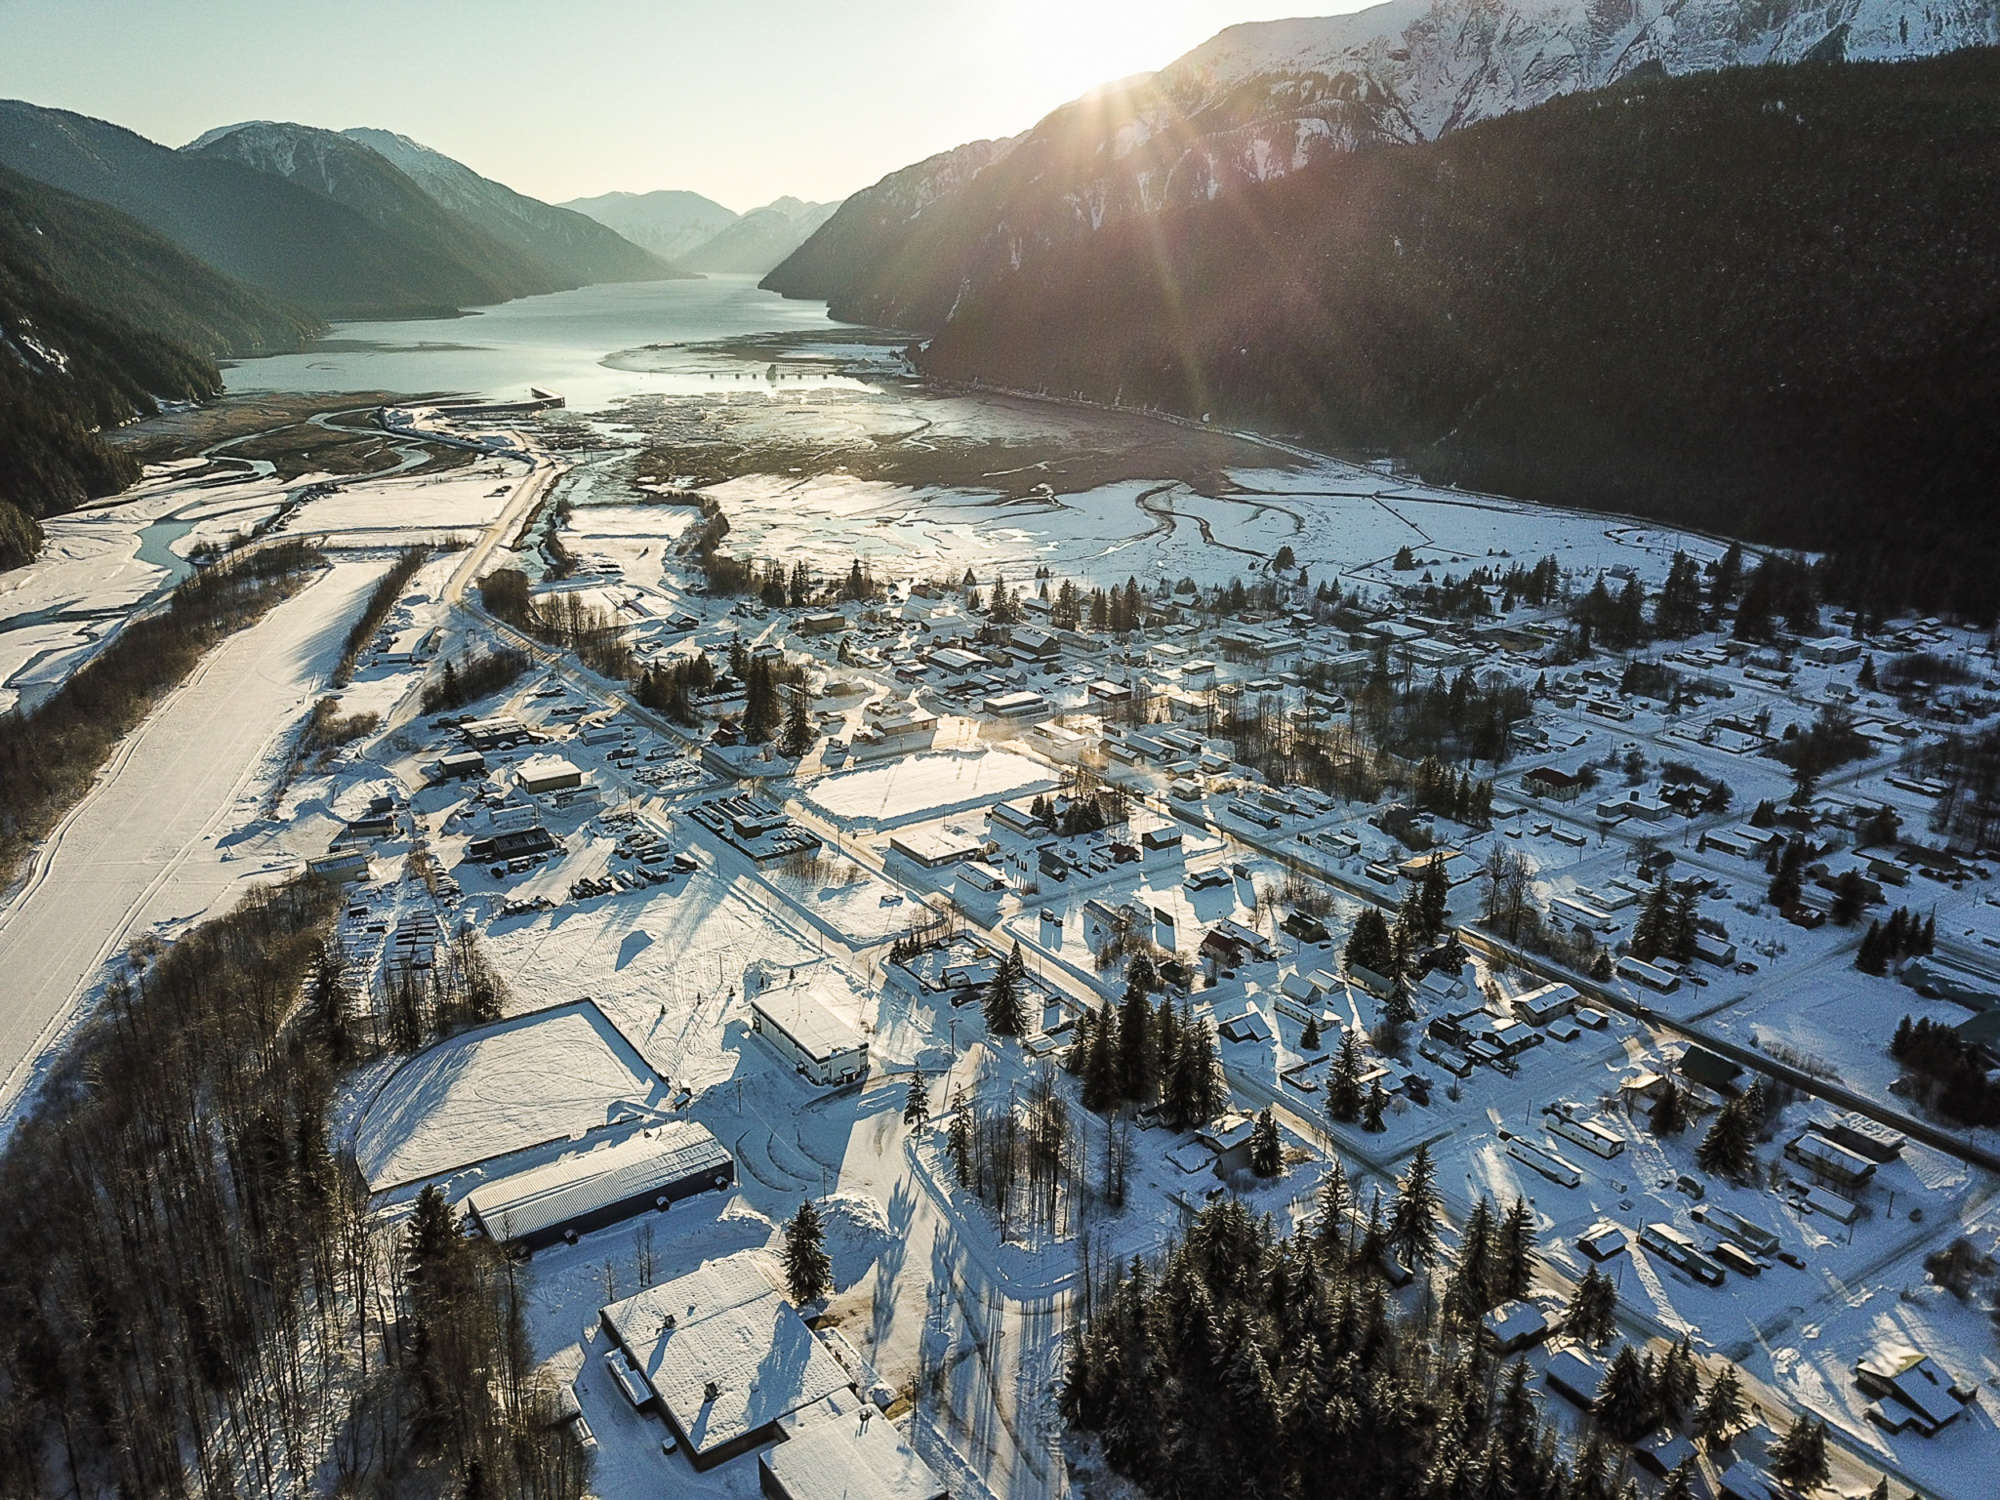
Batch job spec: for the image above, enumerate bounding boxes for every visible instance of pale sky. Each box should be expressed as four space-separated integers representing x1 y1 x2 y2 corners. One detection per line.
0 0 1366 211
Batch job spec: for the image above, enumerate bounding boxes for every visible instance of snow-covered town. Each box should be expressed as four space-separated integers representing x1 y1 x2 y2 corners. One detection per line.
3 8 1997 1499
8 337 2000 1500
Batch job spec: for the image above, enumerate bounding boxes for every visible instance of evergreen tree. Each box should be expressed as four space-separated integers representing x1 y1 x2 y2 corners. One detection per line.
1697 1097 1755 1180
1384 971 1419 1028
1389 1144 1442 1266
1857 919 1887 974
1649 1079 1688 1137
1083 1006 1122 1113
1565 1264 1618 1348
1166 1015 1226 1130
1768 1415 1831 1493
1595 1344 1657 1442
1362 1078 1389 1132
1329 1029 1365 1122
1418 855 1451 940
947 1091 973 1185
1450 1198 1497 1320
1670 888 1700 962
903 1071 931 1128
1300 1013 1322 1050
1118 984 1154 1102
1494 1197 1537 1302
1695 1364 1747 1447
781 1199 832 1303
779 682 813 758
1345 907 1397 979
1250 1107 1283 1177
984 952 1027 1037
1768 835 1806 910
1633 878 1675 960
1657 1338 1701 1426
1314 1160 1350 1255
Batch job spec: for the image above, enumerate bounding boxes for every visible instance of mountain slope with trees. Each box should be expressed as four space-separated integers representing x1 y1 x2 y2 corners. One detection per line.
764 0 1995 324
186 120 563 305
0 100 540 318
758 136 1019 317
340 126 682 286
904 52 2000 618
0 163 323 566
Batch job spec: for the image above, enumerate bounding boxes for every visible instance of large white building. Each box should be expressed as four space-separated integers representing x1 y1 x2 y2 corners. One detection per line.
749 968 869 1085
599 1252 856 1470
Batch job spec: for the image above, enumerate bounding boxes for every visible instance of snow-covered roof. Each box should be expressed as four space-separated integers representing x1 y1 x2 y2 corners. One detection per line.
601 1252 853 1460
760 1415 947 1500
462 1123 728 1243
751 976 866 1062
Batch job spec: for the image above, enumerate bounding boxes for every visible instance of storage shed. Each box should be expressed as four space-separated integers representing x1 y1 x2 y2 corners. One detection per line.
463 1123 733 1251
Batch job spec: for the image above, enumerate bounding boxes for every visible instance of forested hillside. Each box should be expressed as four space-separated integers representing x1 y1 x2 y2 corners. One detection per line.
764 0 1995 325
343 127 681 287
0 100 523 318
187 121 564 306
758 137 1017 313
914 52 2000 618
0 165 323 567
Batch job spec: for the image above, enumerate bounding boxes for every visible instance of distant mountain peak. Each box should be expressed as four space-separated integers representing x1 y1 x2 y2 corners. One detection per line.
762 0 1997 323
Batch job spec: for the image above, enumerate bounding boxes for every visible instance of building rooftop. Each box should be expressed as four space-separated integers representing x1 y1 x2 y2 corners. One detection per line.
601 1252 853 1462
463 1123 729 1244
760 1415 947 1500
751 971 867 1061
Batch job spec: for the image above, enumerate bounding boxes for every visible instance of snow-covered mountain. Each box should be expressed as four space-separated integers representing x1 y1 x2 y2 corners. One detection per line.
764 0 1996 321
680 196 838 274
1157 0 1996 176
559 189 740 264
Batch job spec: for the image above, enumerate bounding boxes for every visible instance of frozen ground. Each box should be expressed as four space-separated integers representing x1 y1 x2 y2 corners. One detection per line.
0 559 388 1118
803 748 1059 830
698 461 1721 598
287 464 520 539
478 860 826 1100
354 1000 670 1190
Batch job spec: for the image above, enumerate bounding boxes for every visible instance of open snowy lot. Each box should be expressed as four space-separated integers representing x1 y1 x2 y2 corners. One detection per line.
354 1000 670 1190
802 747 1058 829
288 464 521 539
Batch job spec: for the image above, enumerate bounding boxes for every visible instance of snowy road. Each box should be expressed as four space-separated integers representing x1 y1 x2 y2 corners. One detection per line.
0 560 388 1118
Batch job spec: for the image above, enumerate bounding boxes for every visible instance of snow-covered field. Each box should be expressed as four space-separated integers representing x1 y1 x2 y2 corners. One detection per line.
803 748 1058 829
288 464 520 538
0 559 388 1117
354 1000 670 1190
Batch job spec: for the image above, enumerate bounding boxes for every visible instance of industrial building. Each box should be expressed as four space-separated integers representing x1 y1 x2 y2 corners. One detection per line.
599 1252 857 1471
462 1123 734 1252
516 754 585 796
749 969 870 1085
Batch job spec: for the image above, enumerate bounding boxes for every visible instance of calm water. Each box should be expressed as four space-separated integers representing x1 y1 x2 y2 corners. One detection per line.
223 274 864 410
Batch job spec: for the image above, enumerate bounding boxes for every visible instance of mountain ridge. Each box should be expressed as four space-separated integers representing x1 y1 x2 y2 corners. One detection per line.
559 188 740 264
0 99 496 318
763 0 1997 322
339 127 682 286
910 49 2000 617
0 162 324 567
